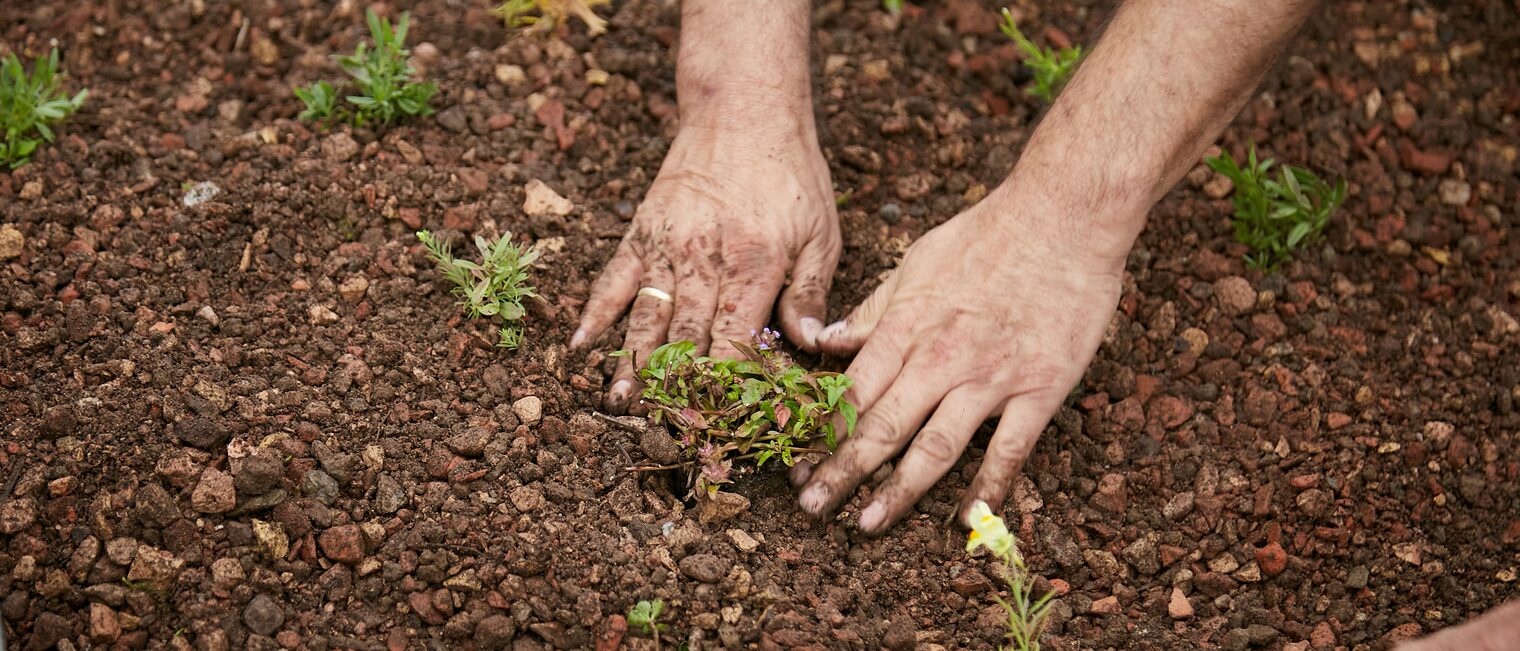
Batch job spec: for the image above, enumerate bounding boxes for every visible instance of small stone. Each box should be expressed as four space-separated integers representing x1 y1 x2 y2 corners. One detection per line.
446 428 490 458
1439 179 1472 206
678 554 731 583
0 497 37 534
211 557 245 593
1216 276 1256 315
640 424 681 464
126 546 183 587
374 474 409 514
320 133 359 161
1168 588 1194 619
1164 491 1196 520
1122 538 1160 575
252 519 290 560
510 485 546 512
308 304 340 324
1346 565 1369 589
949 569 992 597
134 483 182 528
1256 542 1288 576
1233 561 1262 582
0 226 23 260
90 603 121 642
1089 596 1121 615
523 180 573 216
1092 473 1127 513
106 538 139 566
1209 554 1240 574
243 594 285 636
1084 549 1123 579
698 490 750 524
338 275 369 303
182 181 221 208
236 454 286 495
319 525 366 564
191 468 236 514
175 417 227 450
476 614 517 649
437 106 468 132
495 64 526 86
300 469 340 505
725 529 760 553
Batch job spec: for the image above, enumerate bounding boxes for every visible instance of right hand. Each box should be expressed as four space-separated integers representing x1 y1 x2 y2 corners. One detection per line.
570 122 841 413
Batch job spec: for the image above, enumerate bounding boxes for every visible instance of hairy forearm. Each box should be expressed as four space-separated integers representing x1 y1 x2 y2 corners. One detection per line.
996 0 1321 264
675 0 815 133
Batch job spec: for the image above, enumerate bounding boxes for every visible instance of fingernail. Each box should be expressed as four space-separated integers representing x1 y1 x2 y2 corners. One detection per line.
607 379 632 405
858 500 886 532
569 328 587 349
799 317 823 347
799 483 830 514
789 461 815 487
818 320 847 342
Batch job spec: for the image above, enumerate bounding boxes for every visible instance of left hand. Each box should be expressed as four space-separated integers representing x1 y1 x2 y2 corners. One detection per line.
794 194 1132 535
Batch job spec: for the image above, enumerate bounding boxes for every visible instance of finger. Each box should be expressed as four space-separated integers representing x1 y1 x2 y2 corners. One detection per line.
857 387 996 535
789 460 815 487
836 316 910 414
572 236 643 350
958 389 1065 525
816 271 898 356
605 260 675 414
708 243 787 359
1394 598 1520 651
798 372 948 518
667 255 720 354
777 229 841 352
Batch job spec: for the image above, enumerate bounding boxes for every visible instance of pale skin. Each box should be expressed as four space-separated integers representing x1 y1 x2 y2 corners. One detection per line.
570 0 1517 645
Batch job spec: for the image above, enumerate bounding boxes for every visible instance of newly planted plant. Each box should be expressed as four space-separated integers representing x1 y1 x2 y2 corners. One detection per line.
623 329 856 496
416 230 539 349
966 501 1057 651
627 599 667 647
0 48 87 169
997 8 1082 103
1205 142 1346 269
493 0 611 35
296 9 436 127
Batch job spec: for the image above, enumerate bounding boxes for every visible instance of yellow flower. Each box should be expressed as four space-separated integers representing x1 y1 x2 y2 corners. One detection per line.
965 500 1016 559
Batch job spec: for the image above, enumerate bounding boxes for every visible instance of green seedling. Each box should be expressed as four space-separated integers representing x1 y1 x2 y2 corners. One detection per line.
296 9 436 127
967 502 1057 651
883 0 903 16
417 230 540 349
1205 142 1346 270
0 48 87 169
997 9 1082 103
620 329 856 496
627 599 667 645
493 0 610 35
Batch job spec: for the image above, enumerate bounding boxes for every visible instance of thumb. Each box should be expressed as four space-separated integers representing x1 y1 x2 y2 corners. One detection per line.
816 270 897 356
777 233 841 352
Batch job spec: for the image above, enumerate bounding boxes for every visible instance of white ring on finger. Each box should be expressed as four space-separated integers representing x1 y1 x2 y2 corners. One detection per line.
637 286 673 303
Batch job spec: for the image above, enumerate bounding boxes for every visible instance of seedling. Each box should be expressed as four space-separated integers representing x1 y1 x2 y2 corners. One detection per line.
493 0 611 35
997 9 1082 104
295 9 436 127
0 48 87 169
621 329 856 496
627 599 667 646
416 230 540 349
966 501 1057 651
1205 142 1346 270
883 0 903 16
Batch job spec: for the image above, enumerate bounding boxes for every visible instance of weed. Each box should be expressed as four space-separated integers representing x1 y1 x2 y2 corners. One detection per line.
883 0 903 16
620 329 856 496
966 501 1057 651
1205 142 1346 270
296 9 436 127
493 0 610 35
628 599 666 638
997 9 1082 104
0 48 87 169
416 230 540 349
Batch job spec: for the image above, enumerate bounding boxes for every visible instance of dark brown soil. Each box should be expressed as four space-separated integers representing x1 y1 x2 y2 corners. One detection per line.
3 0 1519 649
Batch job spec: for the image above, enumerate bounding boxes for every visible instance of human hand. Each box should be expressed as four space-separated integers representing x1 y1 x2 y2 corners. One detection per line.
570 123 840 413
794 194 1132 535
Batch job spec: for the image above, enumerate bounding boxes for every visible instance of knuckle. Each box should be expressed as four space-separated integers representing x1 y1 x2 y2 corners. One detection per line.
911 430 960 468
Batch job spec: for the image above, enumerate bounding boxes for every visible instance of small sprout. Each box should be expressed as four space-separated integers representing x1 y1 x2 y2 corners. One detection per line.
627 599 666 636
296 9 436 127
966 501 1058 651
417 230 540 349
493 0 611 36
0 48 88 169
625 329 857 496
1205 142 1346 270
834 188 854 207
997 9 1082 104
883 0 903 16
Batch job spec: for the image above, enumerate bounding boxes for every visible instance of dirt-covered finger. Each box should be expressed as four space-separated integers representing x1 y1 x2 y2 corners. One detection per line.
708 244 787 358
605 260 676 414
816 271 898 356
958 390 1063 525
778 228 842 351
857 387 995 535
572 236 643 350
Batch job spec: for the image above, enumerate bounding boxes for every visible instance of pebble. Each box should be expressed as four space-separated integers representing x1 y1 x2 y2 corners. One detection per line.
1168 588 1194 619
319 524 366 564
678 553 731 583
191 468 237 514
476 614 517 649
181 181 222 208
1122 538 1160 575
878 202 903 224
726 529 760 553
523 180 573 216
510 485 546 512
300 469 340 506
374 474 409 514
949 569 992 597
446 428 491 458
513 396 544 426
0 497 37 534
697 490 750 524
1083 549 1122 578
1256 542 1288 576
0 225 23 259
1164 491 1196 520
243 594 285 636
1215 276 1256 315
436 106 468 133
211 557 245 593
338 275 369 303
320 133 359 162
1091 473 1127 513
494 64 526 86
1438 179 1472 206
105 538 138 566
90 603 121 642
1089 596 1121 615
252 519 289 560
175 418 228 450
126 546 183 587
235 454 286 495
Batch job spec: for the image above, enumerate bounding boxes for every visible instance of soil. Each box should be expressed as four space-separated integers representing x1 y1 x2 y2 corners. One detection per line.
2 0 1519 649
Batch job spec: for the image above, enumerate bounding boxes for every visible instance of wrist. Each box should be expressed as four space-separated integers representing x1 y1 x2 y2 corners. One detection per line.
977 173 1148 275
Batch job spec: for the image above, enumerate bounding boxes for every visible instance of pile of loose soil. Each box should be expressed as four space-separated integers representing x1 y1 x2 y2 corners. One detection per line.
2 0 1517 649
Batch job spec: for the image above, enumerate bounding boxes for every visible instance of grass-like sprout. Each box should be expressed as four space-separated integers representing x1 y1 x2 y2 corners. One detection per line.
0 48 87 169
1205 142 1346 270
295 9 436 127
417 230 539 349
967 501 1057 651
997 8 1082 104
